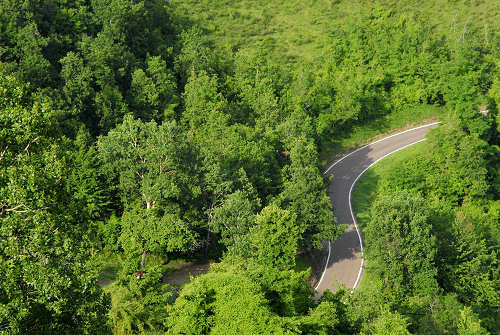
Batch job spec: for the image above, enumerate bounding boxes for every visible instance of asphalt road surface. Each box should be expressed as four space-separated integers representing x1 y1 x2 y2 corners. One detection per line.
315 122 439 297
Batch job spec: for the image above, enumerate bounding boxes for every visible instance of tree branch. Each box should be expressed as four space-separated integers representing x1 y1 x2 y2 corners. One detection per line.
0 146 7 161
24 136 40 156
4 204 26 212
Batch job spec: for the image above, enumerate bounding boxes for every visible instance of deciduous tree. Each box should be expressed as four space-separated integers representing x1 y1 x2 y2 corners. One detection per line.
0 67 110 334
365 192 438 301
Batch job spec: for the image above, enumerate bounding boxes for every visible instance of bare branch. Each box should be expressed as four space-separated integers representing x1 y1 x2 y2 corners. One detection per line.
24 136 40 156
5 204 25 212
0 146 7 161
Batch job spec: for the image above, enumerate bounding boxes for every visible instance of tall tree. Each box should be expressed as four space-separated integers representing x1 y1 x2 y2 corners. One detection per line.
98 115 197 266
275 136 340 249
175 26 219 84
244 205 313 317
425 124 490 206
108 265 170 335
365 192 438 302
165 266 291 335
130 55 179 122
211 189 257 257
440 211 499 331
0 67 110 334
98 114 191 210
119 204 194 269
362 310 411 335
250 205 301 271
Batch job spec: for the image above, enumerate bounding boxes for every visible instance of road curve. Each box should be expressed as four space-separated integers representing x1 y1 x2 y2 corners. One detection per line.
315 122 439 297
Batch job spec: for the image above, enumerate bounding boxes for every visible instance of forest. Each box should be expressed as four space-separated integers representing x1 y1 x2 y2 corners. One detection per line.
0 0 498 334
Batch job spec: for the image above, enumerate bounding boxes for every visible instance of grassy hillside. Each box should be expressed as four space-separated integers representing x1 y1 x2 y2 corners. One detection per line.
171 0 499 68
171 0 341 65
172 0 498 163
2 0 498 332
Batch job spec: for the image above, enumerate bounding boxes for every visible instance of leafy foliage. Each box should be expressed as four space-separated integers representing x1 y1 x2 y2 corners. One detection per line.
108 266 170 335
365 192 438 301
0 67 110 334
0 0 499 333
165 268 290 334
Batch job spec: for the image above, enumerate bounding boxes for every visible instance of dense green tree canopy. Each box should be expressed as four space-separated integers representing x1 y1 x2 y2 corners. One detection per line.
0 66 110 334
98 114 193 210
0 0 498 333
165 269 291 335
365 192 438 301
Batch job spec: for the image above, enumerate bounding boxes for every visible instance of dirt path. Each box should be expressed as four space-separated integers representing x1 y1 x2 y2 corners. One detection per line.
162 262 211 286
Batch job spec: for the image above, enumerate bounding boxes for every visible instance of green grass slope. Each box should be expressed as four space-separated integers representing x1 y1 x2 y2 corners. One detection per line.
352 140 429 228
351 140 429 291
171 0 499 67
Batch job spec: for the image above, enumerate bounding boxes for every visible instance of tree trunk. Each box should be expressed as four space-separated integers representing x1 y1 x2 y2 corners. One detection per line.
141 249 147 268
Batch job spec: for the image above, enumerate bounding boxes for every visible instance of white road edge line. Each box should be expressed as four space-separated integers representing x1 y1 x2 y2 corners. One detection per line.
323 122 440 176
315 122 439 292
314 240 331 290
348 138 427 291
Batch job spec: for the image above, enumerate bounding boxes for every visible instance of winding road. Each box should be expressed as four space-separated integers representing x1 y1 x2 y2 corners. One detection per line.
314 122 439 297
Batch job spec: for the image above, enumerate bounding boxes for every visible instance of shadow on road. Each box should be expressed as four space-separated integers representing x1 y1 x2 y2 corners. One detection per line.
324 144 377 264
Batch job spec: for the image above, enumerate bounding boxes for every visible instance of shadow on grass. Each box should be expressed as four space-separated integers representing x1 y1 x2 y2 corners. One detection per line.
351 168 380 230
319 105 441 166
319 115 391 163
296 245 329 287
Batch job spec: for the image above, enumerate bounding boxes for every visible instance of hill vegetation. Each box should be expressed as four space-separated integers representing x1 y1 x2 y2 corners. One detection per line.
0 0 498 334
353 132 499 333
